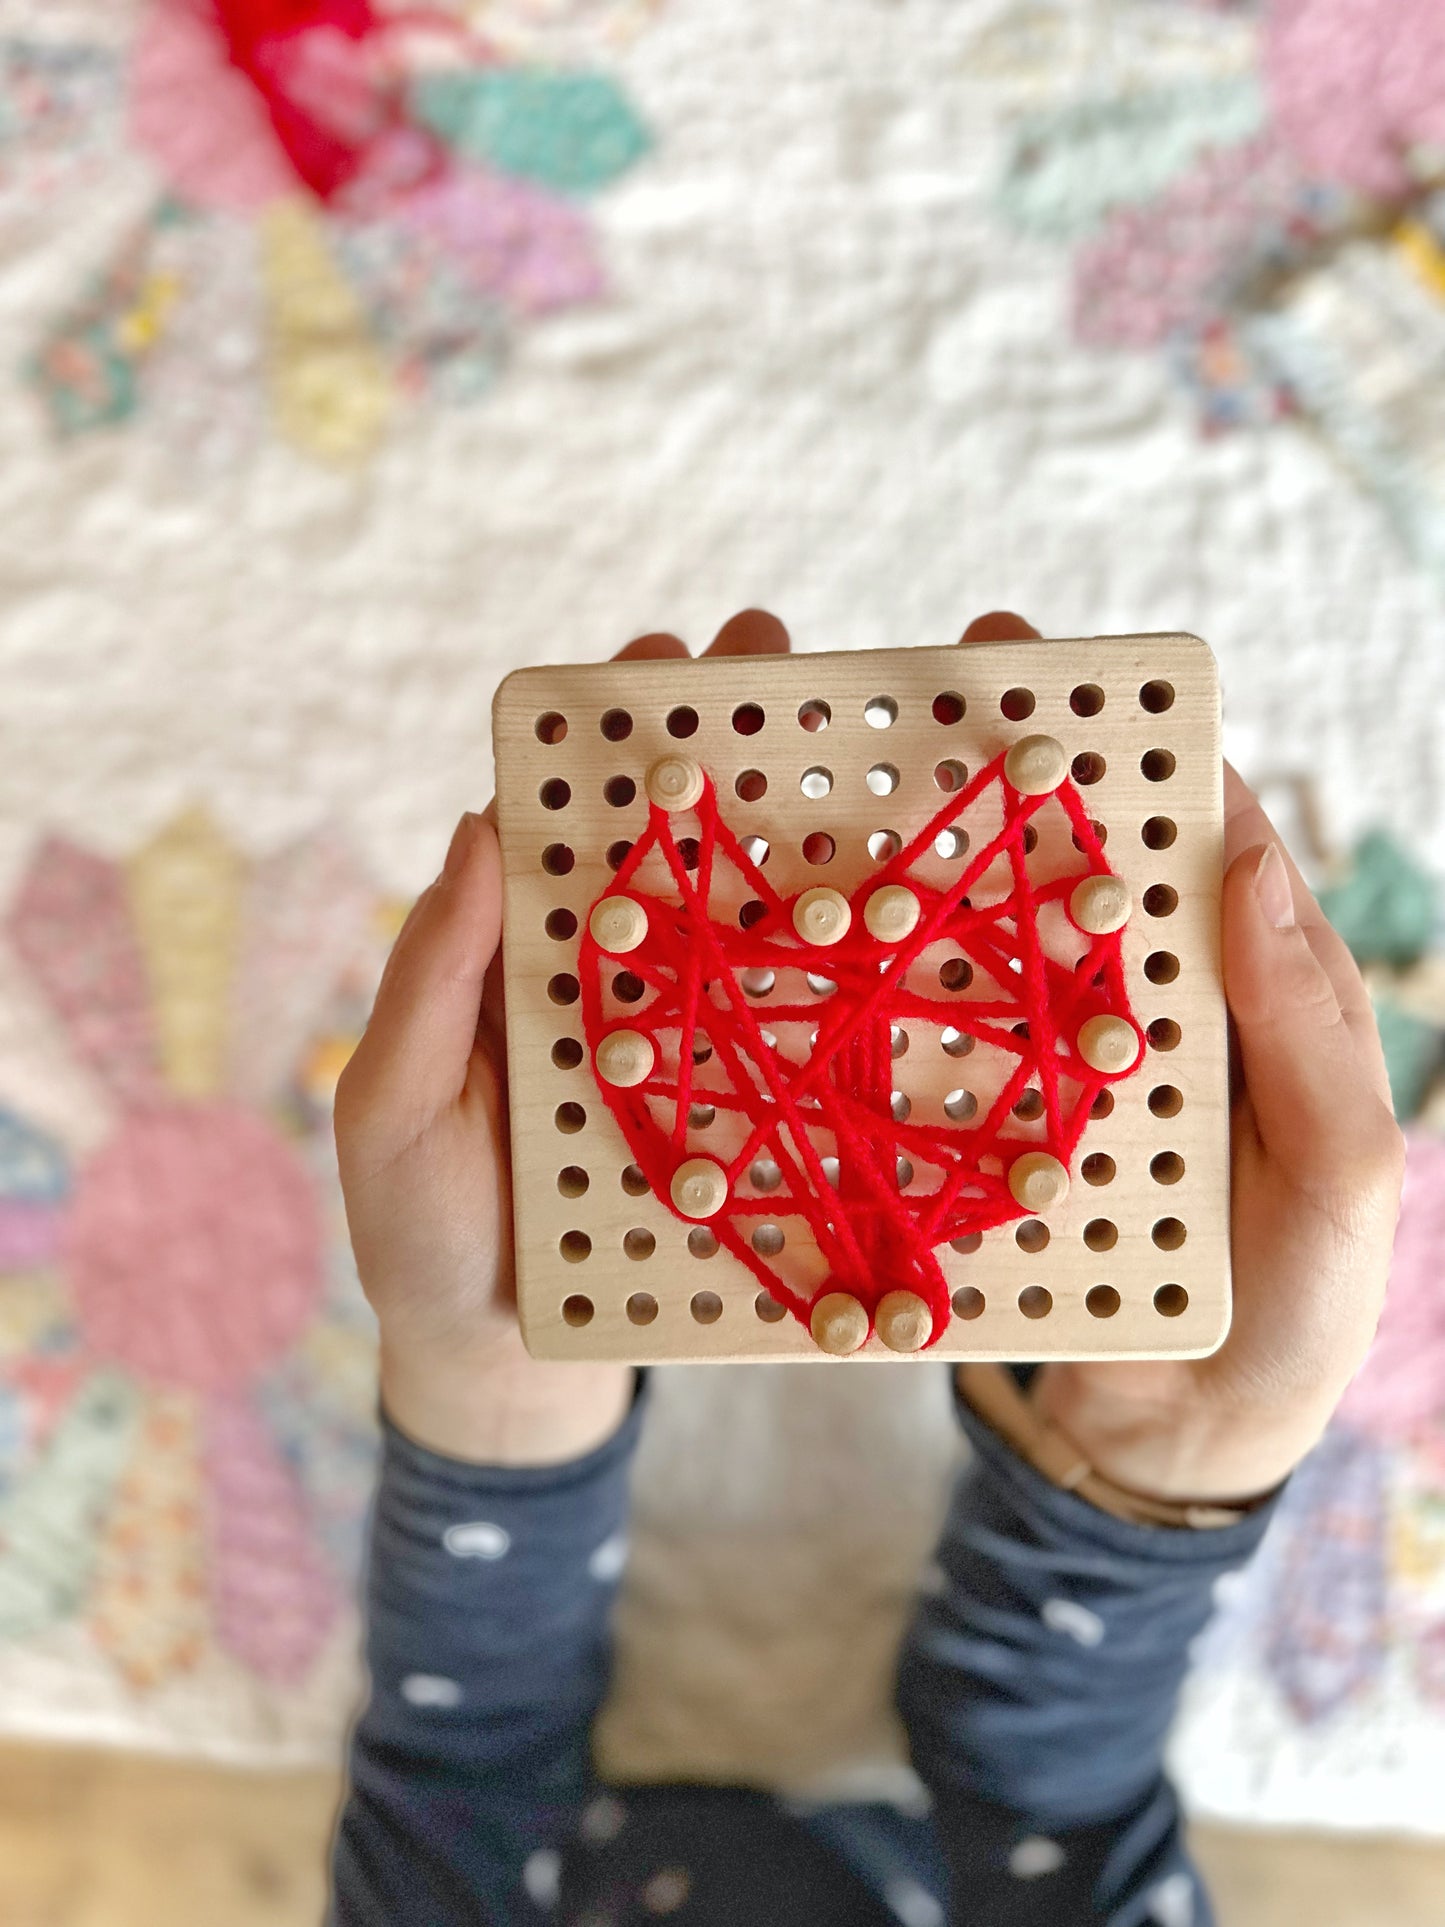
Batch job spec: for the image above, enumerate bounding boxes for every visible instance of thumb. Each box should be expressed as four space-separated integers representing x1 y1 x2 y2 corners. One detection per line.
1221 842 1360 1170
337 813 503 1166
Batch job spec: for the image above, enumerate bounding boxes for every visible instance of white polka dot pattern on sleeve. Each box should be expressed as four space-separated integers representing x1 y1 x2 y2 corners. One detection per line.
1040 1597 1106 1647
399 1673 463 1708
883 1875 945 1926
641 1867 691 1914
443 1520 512 1560
588 1532 629 1582
1008 1836 1066 1880
1148 1871 1196 1927
579 1792 627 1844
522 1847 561 1908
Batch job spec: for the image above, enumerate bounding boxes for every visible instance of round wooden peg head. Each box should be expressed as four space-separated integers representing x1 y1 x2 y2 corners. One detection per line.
875 1290 933 1353
670 1156 729 1220
810 1291 870 1356
1069 874 1132 936
1008 1150 1069 1214
1076 1014 1141 1075
645 754 705 812
1004 734 1068 797
589 895 648 954
793 886 852 947
863 884 921 944
594 1028 654 1089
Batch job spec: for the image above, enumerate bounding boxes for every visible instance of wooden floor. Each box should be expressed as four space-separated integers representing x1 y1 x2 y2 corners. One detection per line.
4 1740 1445 1926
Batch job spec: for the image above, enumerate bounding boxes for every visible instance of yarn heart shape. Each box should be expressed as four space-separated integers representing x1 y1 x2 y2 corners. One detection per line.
579 750 1144 1349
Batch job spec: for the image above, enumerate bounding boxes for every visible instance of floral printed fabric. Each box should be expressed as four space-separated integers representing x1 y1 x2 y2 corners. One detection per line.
0 811 393 1729
3 0 657 466
994 0 1445 576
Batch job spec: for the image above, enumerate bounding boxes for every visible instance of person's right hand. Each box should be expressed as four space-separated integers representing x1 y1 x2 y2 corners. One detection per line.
334 610 792 1465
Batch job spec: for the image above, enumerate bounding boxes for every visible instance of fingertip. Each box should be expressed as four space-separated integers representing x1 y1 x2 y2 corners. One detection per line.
959 611 1042 643
615 631 691 661
706 609 792 656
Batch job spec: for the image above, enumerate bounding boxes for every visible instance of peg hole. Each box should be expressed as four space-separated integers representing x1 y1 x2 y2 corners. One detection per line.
1070 684 1104 717
864 695 898 728
690 1291 724 1324
732 702 765 736
1071 751 1106 786
551 1037 583 1070
624 1227 656 1260
1018 1285 1053 1319
535 711 567 744
542 843 575 876
1142 748 1176 782
1000 687 1035 721
1081 1152 1115 1186
1083 1218 1118 1252
557 1166 589 1198
554 1101 586 1134
803 831 836 865
561 1293 594 1325
560 1231 592 1264
621 1163 650 1196
545 908 577 941
798 699 831 732
1154 1283 1189 1317
1144 950 1179 985
666 705 699 738
600 707 633 741
1139 680 1175 714
801 766 833 800
933 691 965 724
1086 1285 1121 1319
736 768 767 802
688 1226 718 1258
1147 1017 1181 1051
1148 1085 1183 1118
626 1292 658 1325
1141 815 1177 851
1143 883 1178 917
952 1286 985 1319
1016 1220 1050 1253
1150 1151 1185 1185
603 775 636 808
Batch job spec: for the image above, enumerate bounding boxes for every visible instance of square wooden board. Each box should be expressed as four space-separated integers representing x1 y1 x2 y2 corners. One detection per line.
494 634 1229 1363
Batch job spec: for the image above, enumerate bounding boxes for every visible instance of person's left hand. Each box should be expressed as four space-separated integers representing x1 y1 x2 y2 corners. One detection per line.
958 612 1405 1506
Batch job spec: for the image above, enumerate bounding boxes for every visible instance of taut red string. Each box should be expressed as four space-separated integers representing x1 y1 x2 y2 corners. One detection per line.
579 751 1143 1346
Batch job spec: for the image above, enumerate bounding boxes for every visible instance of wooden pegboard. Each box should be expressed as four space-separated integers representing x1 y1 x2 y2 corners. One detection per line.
493 635 1229 1363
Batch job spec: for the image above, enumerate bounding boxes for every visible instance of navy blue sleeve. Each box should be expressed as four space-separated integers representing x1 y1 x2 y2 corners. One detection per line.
329 1390 644 1927
896 1378 1280 1927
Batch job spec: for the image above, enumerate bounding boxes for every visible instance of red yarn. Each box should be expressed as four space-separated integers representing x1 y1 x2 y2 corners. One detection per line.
209 0 466 201
579 753 1144 1346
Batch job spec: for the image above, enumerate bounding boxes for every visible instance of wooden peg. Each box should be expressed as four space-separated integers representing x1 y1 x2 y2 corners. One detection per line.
595 1029 655 1088
670 1156 729 1220
1004 734 1068 797
1077 1014 1141 1075
1008 1150 1069 1214
1069 874 1131 936
793 886 852 947
810 1291 870 1355
589 895 648 954
863 884 921 943
645 754 705 812
875 1290 933 1353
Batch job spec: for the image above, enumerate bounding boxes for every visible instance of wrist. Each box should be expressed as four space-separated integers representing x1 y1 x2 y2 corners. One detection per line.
1028 1365 1297 1509
380 1331 634 1467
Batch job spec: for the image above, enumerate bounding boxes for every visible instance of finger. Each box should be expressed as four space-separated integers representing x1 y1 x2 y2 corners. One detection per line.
338 813 503 1162
958 611 1042 643
704 609 791 657
1222 763 1385 1083
1221 842 1382 1168
615 631 690 662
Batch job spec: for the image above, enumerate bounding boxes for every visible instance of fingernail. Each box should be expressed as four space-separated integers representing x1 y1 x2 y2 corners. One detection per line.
442 812 483 880
1253 844 1295 929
